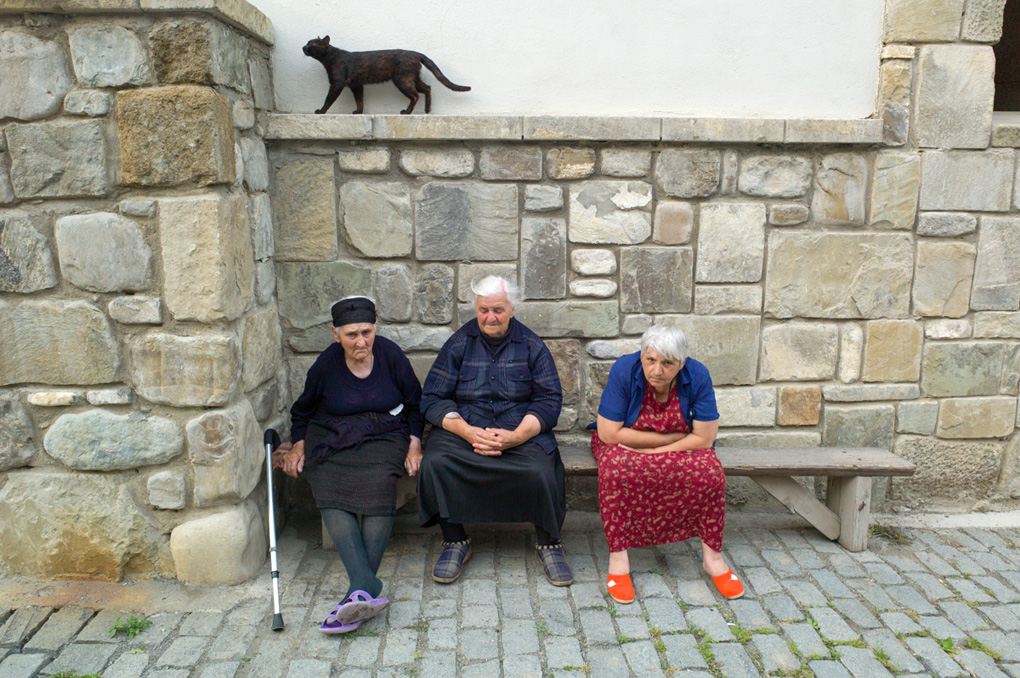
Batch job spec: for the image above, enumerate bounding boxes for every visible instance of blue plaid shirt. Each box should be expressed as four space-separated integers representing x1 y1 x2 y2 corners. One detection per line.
421 319 563 454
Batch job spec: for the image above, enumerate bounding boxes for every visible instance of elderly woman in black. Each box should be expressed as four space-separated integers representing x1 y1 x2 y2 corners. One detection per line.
275 296 423 634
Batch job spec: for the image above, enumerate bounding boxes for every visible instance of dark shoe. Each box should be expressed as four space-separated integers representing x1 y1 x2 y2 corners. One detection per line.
536 544 573 586
432 539 472 584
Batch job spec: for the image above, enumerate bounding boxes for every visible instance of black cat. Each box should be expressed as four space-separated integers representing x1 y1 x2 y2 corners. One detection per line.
302 36 470 114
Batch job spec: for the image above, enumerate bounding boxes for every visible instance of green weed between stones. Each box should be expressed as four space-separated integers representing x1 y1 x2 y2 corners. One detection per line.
873 647 900 672
559 664 592 676
109 615 152 640
52 673 102 678
536 621 549 637
938 637 958 656
731 625 752 644
867 524 912 544
964 637 1001 659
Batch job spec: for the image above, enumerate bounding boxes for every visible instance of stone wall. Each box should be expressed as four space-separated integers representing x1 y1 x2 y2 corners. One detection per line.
0 2 285 584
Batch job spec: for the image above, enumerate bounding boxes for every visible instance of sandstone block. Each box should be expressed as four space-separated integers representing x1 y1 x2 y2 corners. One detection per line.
187 400 263 507
150 19 249 93
479 146 541 180
870 152 919 230
862 320 923 382
914 45 994 149
621 247 693 313
0 211 56 293
715 387 776 428
547 339 580 404
694 286 762 315
546 148 595 179
416 183 518 260
812 153 867 224
108 296 162 325
778 387 821 426
696 203 765 283
655 149 720 198
919 150 1013 212
54 212 151 293
6 119 108 198
656 315 760 386
44 410 182 471
885 0 964 41
272 158 337 261
937 397 1016 438
400 149 473 177
913 241 975 317
130 332 240 407
170 499 265 586
653 201 694 245
86 387 132 406
879 60 912 146
622 314 652 336
277 261 371 330
972 216 1020 310
69 24 152 88
768 204 809 226
515 301 619 338
569 180 651 244
925 318 972 338
571 249 616 276
893 436 1002 506
0 300 118 386
759 322 839 381
0 31 72 121
241 305 281 392
248 192 273 260
737 155 812 198
373 263 413 322
377 326 453 352
415 264 455 324
337 148 390 173
916 212 977 236
822 384 920 402
963 0 1008 40
921 341 1005 396
239 137 268 191
522 218 566 300
974 311 1020 338
159 193 254 322
897 401 939 434
148 471 185 510
0 391 34 472
823 405 895 450
64 90 112 117
601 149 651 177
765 232 913 318
340 181 412 258
524 185 563 212
569 280 617 298
838 325 864 383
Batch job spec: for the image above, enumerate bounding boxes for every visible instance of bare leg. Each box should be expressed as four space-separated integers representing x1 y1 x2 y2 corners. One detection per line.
701 541 729 577
608 549 630 575
350 84 365 114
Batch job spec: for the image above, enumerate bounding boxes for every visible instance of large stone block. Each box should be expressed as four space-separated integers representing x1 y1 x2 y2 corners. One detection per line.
715 387 776 427
694 285 762 315
652 201 694 245
399 149 474 177
479 146 541 181
0 211 56 293
823 383 920 401
241 305 281 392
571 250 616 276
0 300 118 386
919 150 1013 212
0 471 160 580
69 24 152 88
64 89 112 117
239 137 268 191
54 212 151 293
373 263 413 322
921 341 1005 396
43 410 182 471
870 152 919 230
655 149 720 198
522 218 566 300
585 339 640 360
0 391 34 472
129 332 240 407
962 0 1008 41
879 60 912 146
913 241 975 317
170 499 265 586
118 86 235 187
277 261 372 330
514 301 619 338
601 148 651 177
823 405 895 450
620 247 693 313
885 0 965 41
862 320 923 383
340 181 412 258
974 311 1020 338
187 400 263 507
6 120 108 198
458 264 518 301
376 326 453 353
916 212 976 237
778 386 821 426
759 322 839 381
812 153 867 225
148 471 185 510
159 193 254 322
737 155 812 198
546 148 595 179
414 264 454 325
547 339 580 405
914 45 994 149
415 183 518 260
768 204 809 227
337 148 390 173
972 216 1020 310
568 181 651 244
764 232 913 319
657 315 760 386
524 185 563 212
273 158 337 261
937 397 1016 438
150 19 250 93
897 401 939 434
696 203 765 283
893 436 1003 507
0 31 72 121
108 296 161 325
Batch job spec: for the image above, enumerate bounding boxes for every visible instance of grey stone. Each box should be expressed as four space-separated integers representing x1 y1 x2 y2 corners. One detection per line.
337 148 389 173
768 203 809 226
0 155 12 205
341 181 412 258
479 146 541 180
377 326 454 353
620 246 693 313
69 24 152 88
937 396 1017 438
813 153 868 224
64 89 112 116
239 137 268 191
42 642 118 676
277 262 372 329
399 149 473 177
569 279 617 297
904 636 966 677
823 405 895 450
571 249 616 275
760 322 839 381
272 159 337 262
622 314 652 335
568 180 652 244
894 435 1005 505
601 148 651 177
973 216 1020 310
0 211 56 293
914 241 975 317
821 383 920 401
870 151 920 230
515 301 619 338
120 199 157 217
373 264 413 322
585 339 640 360
963 0 1008 41
879 59 912 145
254 261 275 305
920 150 1014 212
0 31 73 121
914 45 994 149
249 56 274 109
694 285 762 314
715 387 776 427
109 295 162 324
656 148 720 198
696 203 765 282
414 263 454 324
170 498 266 586
975 311 1020 338
738 154 812 197
187 400 263 507
926 318 972 338
522 217 566 299
652 200 694 244
44 409 183 471
921 341 1004 396
524 184 563 211
23 606 93 653
917 212 978 237
0 390 34 472
885 0 965 41
148 470 186 510
233 100 255 129
54 212 151 292
249 192 274 260
657 315 760 385
415 183 518 260
546 147 595 179
240 305 281 391
6 119 108 198
130 332 240 407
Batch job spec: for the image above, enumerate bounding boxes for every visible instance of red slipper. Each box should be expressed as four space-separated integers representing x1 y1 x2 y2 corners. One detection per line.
711 569 745 599
607 573 635 604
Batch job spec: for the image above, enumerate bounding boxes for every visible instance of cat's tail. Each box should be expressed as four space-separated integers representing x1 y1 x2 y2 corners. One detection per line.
420 55 471 91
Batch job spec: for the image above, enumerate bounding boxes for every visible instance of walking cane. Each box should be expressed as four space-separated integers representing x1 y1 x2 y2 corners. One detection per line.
264 428 285 631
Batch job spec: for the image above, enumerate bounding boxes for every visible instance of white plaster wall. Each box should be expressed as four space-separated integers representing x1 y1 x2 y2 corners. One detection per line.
260 0 884 118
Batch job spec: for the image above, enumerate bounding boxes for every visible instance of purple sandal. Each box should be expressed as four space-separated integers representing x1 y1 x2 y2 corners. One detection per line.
336 590 390 624
319 606 364 634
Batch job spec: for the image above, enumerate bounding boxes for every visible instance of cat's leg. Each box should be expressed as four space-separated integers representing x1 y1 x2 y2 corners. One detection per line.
350 85 365 114
415 75 432 113
317 84 345 114
394 76 419 114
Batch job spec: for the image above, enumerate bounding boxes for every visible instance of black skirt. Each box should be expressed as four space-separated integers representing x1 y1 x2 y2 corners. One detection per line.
301 427 408 516
416 428 566 539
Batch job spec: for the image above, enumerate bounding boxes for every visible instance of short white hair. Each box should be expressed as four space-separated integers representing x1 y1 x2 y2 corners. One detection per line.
640 325 689 363
470 275 519 309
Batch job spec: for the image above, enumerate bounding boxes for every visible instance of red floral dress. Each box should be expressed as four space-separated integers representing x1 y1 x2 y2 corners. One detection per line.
591 382 726 552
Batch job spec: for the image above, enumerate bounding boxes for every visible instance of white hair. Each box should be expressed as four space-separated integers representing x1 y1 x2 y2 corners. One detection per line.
470 275 519 309
640 325 689 363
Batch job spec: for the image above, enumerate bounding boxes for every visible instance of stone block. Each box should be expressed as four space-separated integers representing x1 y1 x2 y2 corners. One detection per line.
525 116 660 141
585 339 640 360
871 152 919 230
416 183 518 260
737 155 812 198
764 232 913 318
570 280 616 297
239 137 268 191
720 149 738 194
0 300 118 386
571 249 616 275
893 436 1003 506
170 499 265 586
119 199 156 218
694 286 762 315
64 90 112 116
0 391 34 472
159 193 253 322
248 192 273 260
916 212 977 236
108 296 161 325
0 31 72 121
337 148 390 173
376 325 453 352
457 264 518 301
885 0 965 41
54 212 151 293
0 471 160 580
919 150 1013 211
937 397 1016 438
148 471 185 510
44 410 183 471
963 0 1008 41
652 201 694 244
233 100 254 129
569 181 652 244
620 247 693 313
768 204 809 226
0 211 56 293
249 55 274 109
415 263 455 324
696 203 765 283
522 218 566 300
0 155 13 206
524 185 563 212
622 314 652 335
921 341 1004 396
717 431 821 447
547 339 580 404
656 315 760 386
150 19 249 93
480 146 541 180
254 260 275 305
974 311 1020 338
823 405 895 450
972 216 1020 310
373 115 521 139
399 149 473 177
85 387 132 406
373 263 413 322
784 119 883 144
6 119 108 198
778 387 821 426
601 148 651 177
662 117 784 143
879 60 912 146
340 181 412 258
655 149 720 198
913 241 976 317
897 401 939 434
812 153 867 224
838 325 864 383
271 158 337 261
264 113 372 140
187 400 263 507
69 24 152 88
129 332 240 407
759 322 839 381
277 261 372 329
862 320 923 382
27 391 78 407
514 301 619 338
822 384 920 401
926 318 971 338
716 387 776 427
914 45 994 149
240 305 281 392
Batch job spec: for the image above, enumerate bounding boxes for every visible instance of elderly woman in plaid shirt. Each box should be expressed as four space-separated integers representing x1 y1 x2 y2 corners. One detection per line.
417 275 572 586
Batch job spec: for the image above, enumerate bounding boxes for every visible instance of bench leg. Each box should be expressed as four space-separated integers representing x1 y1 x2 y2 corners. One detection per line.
752 476 841 540
321 474 418 551
827 476 872 552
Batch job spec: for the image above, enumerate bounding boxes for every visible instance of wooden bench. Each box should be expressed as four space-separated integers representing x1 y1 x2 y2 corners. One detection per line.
561 445 916 552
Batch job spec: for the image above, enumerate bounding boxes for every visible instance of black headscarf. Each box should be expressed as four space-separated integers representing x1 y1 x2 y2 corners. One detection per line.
330 297 376 327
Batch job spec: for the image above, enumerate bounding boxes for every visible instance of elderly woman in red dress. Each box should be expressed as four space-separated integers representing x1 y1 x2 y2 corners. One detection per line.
591 324 743 603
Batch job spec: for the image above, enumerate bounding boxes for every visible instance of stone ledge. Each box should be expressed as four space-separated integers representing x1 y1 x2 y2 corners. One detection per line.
265 114 885 144
991 111 1020 147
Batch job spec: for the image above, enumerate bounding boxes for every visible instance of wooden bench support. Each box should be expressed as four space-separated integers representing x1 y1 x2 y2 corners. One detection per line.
751 476 841 541
827 475 872 552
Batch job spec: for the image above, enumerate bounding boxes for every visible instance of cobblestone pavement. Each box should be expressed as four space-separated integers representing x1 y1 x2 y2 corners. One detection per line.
2 513 1020 678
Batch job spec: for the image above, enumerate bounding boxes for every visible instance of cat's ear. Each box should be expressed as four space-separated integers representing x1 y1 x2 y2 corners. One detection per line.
323 35 330 44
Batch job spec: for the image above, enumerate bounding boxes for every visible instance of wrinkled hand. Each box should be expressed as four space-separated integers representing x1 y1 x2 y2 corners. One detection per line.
405 437 423 476
474 428 521 453
273 439 305 477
